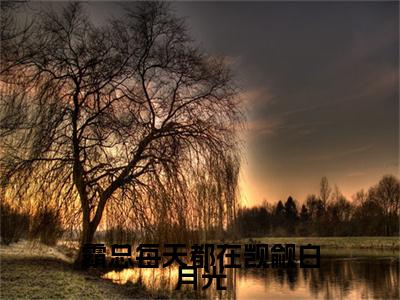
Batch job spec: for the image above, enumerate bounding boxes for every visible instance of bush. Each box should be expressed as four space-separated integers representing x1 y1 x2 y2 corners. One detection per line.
30 206 64 246
0 201 30 245
104 225 136 245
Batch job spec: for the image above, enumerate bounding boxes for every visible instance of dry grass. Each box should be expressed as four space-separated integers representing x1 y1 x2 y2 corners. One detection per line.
239 236 400 250
0 241 150 299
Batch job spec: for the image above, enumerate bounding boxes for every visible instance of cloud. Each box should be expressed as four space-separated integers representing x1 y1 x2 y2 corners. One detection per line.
247 118 284 137
239 87 275 108
281 103 325 117
309 145 373 162
346 171 366 177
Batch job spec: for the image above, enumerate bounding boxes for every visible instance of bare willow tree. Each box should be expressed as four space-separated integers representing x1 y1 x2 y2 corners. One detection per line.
0 2 243 266
369 175 400 235
319 176 331 208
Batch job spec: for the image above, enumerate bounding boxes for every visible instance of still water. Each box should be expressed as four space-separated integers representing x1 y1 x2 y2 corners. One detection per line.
103 254 399 299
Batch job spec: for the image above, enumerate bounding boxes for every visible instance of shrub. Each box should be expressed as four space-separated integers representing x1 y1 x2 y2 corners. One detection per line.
104 225 136 245
30 206 64 246
0 201 30 245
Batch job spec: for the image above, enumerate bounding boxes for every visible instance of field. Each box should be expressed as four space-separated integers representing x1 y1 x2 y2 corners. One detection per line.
239 236 400 250
238 236 400 258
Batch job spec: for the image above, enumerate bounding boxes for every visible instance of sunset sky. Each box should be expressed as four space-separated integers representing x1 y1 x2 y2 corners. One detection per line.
27 1 399 206
174 1 399 206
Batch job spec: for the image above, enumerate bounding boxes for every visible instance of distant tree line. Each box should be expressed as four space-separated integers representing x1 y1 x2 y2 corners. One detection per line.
232 175 400 237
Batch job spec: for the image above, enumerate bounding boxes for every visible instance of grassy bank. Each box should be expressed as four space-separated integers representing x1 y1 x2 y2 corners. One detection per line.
0 241 150 299
239 236 400 251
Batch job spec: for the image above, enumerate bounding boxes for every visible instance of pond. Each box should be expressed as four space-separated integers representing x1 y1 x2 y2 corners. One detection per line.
102 253 399 299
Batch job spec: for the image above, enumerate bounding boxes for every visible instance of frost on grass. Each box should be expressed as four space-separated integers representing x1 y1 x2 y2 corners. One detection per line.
0 241 151 299
0 240 74 262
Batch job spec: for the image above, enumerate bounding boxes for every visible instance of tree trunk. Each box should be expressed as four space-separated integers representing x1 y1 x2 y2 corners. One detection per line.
73 218 97 269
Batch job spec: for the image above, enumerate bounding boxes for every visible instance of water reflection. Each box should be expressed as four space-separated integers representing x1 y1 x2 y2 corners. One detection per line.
103 257 399 299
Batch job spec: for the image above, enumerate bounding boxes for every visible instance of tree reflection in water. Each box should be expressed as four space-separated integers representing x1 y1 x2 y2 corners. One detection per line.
103 258 399 299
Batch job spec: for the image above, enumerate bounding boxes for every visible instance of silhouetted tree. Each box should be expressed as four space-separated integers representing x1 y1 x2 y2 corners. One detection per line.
369 175 400 235
0 2 243 267
299 204 310 235
319 176 331 208
284 196 298 235
232 175 399 238
234 206 271 237
352 196 384 235
326 194 352 235
305 194 325 235
273 200 286 235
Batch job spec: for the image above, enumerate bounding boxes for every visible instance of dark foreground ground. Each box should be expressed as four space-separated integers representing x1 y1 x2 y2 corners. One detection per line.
0 241 151 299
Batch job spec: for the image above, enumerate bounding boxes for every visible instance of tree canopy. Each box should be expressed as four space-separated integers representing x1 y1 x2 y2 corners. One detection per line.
0 2 243 265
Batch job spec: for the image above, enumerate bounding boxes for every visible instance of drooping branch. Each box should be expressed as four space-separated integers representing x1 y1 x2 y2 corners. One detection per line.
0 2 244 254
